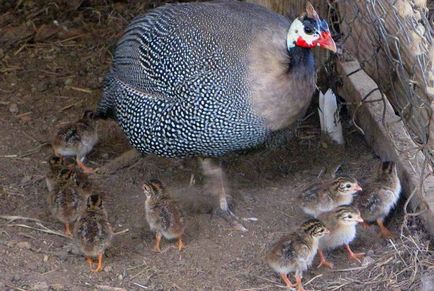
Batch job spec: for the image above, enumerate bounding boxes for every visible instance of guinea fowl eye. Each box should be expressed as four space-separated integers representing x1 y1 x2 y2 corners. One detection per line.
346 184 351 188
304 26 314 35
348 215 353 219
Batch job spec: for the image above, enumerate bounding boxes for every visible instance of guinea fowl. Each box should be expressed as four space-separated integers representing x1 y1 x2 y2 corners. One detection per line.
96 1 336 230
355 161 401 238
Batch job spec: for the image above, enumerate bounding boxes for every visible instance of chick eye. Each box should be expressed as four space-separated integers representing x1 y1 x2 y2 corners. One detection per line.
348 215 353 219
345 184 351 188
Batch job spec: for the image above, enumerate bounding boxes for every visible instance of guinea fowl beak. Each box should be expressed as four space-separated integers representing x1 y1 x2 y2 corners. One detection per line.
317 31 337 53
356 217 364 223
354 184 363 192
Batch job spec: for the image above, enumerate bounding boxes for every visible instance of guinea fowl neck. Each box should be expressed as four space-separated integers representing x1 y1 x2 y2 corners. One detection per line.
287 46 315 74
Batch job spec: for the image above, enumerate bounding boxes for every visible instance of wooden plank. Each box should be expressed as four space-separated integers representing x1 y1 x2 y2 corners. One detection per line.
338 60 434 236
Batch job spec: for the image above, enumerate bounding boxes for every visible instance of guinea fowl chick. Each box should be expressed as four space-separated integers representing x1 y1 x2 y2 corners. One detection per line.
73 194 113 272
299 176 362 217
143 179 186 252
265 219 329 291
316 206 364 269
46 163 86 236
355 161 401 238
46 156 91 192
52 110 98 174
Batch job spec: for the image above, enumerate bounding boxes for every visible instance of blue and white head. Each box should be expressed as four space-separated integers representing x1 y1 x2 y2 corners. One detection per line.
287 2 336 53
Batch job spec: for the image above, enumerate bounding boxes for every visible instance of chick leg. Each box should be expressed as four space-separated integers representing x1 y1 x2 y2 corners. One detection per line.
76 156 95 174
64 223 72 236
317 249 334 269
200 158 247 232
376 219 393 238
91 253 103 272
344 244 365 263
176 237 185 251
279 273 295 288
295 274 305 291
153 233 162 252
86 257 94 269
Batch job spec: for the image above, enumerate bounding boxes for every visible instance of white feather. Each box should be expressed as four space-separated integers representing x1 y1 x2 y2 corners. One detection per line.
318 89 345 144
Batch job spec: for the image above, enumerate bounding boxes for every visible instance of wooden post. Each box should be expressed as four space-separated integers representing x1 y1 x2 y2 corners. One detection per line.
338 60 434 236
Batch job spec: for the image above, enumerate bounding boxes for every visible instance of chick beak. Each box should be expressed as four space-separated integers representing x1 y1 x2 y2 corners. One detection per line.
317 31 337 53
356 217 364 223
354 184 363 192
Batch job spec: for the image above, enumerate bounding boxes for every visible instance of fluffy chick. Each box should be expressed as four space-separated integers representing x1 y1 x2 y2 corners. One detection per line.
299 176 362 217
73 194 113 272
143 179 186 252
317 205 364 269
52 110 98 174
355 161 401 238
265 219 329 291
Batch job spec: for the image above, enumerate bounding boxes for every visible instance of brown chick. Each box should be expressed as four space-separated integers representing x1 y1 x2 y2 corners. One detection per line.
143 179 186 252
265 219 329 291
355 161 401 238
46 163 87 236
299 176 362 217
73 194 113 272
52 110 98 174
317 206 364 269
46 156 91 192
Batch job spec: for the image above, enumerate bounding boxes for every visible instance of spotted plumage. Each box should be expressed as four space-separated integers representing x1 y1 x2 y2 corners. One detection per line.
97 1 335 158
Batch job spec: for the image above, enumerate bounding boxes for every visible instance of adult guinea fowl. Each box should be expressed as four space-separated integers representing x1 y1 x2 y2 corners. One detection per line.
96 1 336 231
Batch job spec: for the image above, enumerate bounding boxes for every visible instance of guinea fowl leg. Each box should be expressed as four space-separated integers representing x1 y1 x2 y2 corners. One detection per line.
91 253 103 272
76 156 95 174
317 249 334 269
176 237 185 251
153 233 162 252
295 274 305 291
344 244 365 263
376 219 393 238
279 273 295 288
86 257 94 269
200 158 247 232
64 223 72 236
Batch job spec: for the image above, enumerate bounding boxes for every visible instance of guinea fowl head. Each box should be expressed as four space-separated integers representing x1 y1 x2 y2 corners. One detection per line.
287 2 336 53
142 179 165 200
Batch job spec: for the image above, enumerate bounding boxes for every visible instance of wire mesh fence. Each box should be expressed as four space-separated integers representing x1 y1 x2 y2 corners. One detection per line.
329 0 433 159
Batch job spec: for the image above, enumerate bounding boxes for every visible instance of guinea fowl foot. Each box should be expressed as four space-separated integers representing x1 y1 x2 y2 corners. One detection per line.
317 250 334 269
176 237 185 251
295 275 305 291
64 223 72 237
376 219 394 238
200 158 247 232
76 158 95 174
86 257 93 268
279 273 295 288
96 149 141 175
344 244 364 264
153 233 162 253
91 253 103 272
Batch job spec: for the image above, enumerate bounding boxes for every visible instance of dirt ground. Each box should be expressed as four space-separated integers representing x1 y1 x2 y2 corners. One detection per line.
0 1 433 291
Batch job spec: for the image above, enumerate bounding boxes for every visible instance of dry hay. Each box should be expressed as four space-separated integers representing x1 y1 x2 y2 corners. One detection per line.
309 219 434 291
